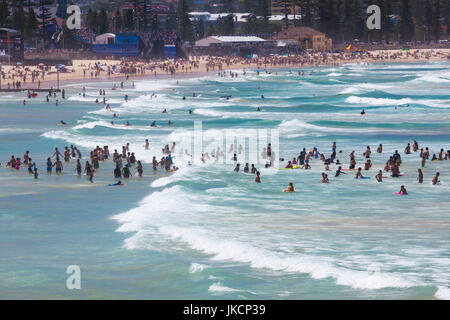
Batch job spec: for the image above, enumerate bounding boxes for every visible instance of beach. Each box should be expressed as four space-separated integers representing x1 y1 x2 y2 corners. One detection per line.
1 49 449 90
0 58 450 299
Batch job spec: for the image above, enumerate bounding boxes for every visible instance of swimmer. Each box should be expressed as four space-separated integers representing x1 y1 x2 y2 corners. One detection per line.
399 186 408 195
405 143 411 154
375 170 383 182
137 161 143 177
321 173 329 183
377 144 383 153
46 158 53 173
417 169 423 183
145 139 149 150
360 109 366 115
162 109 168 113
335 166 346 177
59 120 67 125
189 109 193 114
255 171 261 183
284 182 294 192
355 168 364 179
234 163 240 172
432 172 440 185
76 159 82 175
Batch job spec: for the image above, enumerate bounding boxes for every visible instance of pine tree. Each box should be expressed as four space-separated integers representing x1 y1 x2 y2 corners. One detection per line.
334 0 342 42
447 0 450 37
150 12 158 33
223 14 235 35
317 0 329 34
12 3 26 33
98 8 108 35
384 0 393 43
353 0 364 41
165 3 177 32
38 0 52 38
114 10 123 33
123 9 134 31
343 0 355 42
195 18 205 39
432 0 441 42
24 7 37 41
326 0 335 38
399 0 414 42
0 0 10 27
222 0 234 13
91 10 98 33
60 18 75 48
141 0 148 32
178 0 193 41
425 0 433 42
56 0 68 19
299 0 313 27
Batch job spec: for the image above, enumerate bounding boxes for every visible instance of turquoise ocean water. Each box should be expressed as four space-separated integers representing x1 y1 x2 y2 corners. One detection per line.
0 61 449 299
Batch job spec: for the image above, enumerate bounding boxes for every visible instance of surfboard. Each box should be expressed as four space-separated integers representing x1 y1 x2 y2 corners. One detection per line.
279 166 303 170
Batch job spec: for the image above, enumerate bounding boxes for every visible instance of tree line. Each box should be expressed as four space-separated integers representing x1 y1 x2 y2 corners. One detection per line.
0 0 448 44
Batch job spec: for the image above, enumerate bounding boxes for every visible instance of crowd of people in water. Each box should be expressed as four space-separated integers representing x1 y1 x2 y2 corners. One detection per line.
231 140 448 195
1 140 179 185
3 67 448 195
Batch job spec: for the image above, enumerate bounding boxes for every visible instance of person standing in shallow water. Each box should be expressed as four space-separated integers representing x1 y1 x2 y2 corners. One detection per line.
137 161 143 177
255 171 261 183
76 159 82 176
417 169 424 183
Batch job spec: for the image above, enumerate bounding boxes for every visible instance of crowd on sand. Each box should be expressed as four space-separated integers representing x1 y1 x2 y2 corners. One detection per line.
1 48 448 90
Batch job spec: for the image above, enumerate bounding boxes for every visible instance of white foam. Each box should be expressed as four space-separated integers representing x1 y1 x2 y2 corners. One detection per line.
72 120 153 131
346 96 413 106
435 286 450 300
112 185 420 291
189 263 208 273
208 282 242 293
340 83 393 95
413 73 450 84
345 96 450 108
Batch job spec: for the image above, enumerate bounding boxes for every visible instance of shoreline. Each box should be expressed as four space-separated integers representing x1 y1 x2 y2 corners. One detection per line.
1 49 448 92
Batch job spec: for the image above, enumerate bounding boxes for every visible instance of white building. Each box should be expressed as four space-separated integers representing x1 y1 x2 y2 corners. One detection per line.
195 36 267 47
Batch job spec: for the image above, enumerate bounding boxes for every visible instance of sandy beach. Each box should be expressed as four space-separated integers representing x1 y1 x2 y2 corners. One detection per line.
1 48 449 91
